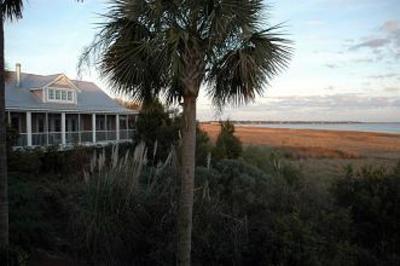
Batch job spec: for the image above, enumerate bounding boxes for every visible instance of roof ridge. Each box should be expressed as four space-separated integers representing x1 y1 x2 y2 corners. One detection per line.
7 71 96 83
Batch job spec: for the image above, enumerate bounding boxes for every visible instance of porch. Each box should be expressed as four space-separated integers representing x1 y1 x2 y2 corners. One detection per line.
7 111 136 147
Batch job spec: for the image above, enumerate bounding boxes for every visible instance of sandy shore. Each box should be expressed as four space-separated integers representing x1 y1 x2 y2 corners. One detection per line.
200 123 400 160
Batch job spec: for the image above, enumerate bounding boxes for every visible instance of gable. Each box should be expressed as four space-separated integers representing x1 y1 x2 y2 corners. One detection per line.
44 74 80 92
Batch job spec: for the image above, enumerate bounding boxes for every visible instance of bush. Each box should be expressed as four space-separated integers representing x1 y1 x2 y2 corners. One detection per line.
7 142 136 178
134 100 181 164
213 120 242 160
333 164 400 265
195 124 213 167
192 159 355 265
8 140 399 265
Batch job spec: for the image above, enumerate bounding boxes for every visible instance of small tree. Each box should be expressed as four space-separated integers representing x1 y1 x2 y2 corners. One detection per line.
214 120 242 160
135 100 181 163
196 124 213 167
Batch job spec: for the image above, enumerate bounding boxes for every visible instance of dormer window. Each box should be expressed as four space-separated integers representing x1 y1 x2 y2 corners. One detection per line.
47 88 75 103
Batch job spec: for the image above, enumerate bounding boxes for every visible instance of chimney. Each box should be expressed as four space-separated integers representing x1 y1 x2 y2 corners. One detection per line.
16 63 21 87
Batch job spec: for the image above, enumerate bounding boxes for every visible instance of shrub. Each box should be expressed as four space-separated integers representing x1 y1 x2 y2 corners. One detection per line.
192 159 355 265
333 165 400 265
213 120 242 160
134 100 181 164
195 124 213 167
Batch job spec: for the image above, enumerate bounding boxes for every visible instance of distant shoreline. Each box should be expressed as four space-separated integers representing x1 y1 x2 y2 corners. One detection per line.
201 121 400 135
202 121 400 125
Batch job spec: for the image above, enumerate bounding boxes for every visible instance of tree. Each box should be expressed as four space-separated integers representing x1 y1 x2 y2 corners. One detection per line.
0 0 24 248
214 120 242 160
79 1 291 264
135 99 181 163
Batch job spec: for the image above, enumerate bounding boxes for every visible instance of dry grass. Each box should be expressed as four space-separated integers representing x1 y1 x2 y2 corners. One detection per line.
201 123 400 160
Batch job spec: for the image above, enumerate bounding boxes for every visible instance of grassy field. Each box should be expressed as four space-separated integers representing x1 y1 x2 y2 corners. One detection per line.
201 123 400 181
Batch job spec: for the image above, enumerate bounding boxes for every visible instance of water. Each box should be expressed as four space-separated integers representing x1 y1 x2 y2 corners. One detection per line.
234 123 400 134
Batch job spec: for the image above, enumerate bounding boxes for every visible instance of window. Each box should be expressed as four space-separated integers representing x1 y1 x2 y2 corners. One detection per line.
55 90 61 100
48 88 75 103
67 91 73 101
49 89 54 100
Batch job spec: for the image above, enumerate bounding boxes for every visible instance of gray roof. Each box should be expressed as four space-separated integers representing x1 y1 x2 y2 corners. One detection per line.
5 71 137 114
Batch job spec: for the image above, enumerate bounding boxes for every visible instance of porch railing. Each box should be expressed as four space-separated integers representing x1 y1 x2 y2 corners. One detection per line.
66 132 80 144
80 131 93 143
16 133 28 146
96 130 119 142
120 129 135 140
32 133 47 146
14 129 135 147
48 132 62 145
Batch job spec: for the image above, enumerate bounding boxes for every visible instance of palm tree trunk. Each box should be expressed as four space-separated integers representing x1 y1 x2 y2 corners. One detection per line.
0 13 9 247
177 95 196 266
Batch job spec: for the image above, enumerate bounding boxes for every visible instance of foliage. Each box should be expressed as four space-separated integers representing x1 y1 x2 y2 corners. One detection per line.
332 164 400 265
213 120 242 160
73 143 178 265
79 0 292 105
7 142 400 265
195 124 213 167
135 100 181 164
7 142 135 177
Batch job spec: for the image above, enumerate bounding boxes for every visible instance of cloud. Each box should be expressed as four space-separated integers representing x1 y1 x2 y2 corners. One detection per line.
382 20 400 33
198 93 400 122
324 63 338 69
352 58 374 63
384 87 400 93
262 94 400 111
349 38 390 50
348 20 400 60
324 86 335 91
367 73 399 79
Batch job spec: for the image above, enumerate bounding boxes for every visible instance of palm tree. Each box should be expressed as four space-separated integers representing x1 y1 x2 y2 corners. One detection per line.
79 1 291 264
0 0 23 248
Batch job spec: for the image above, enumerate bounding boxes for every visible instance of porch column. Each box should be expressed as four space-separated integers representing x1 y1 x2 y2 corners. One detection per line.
92 113 96 143
116 114 120 141
7 111 11 125
26 111 32 146
105 114 108 140
61 112 66 145
78 113 81 144
45 112 49 145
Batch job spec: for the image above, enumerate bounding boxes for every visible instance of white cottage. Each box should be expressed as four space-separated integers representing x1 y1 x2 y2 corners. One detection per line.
5 63 138 147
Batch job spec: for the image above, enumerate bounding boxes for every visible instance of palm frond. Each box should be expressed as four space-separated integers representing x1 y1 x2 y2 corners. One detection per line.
1 0 24 21
79 0 292 107
207 24 292 107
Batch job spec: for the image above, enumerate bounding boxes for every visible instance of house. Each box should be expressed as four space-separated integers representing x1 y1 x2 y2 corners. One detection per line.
5 63 138 147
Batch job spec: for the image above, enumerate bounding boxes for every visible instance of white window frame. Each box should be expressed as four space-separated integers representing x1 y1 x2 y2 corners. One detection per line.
67 91 72 101
48 89 55 100
47 87 75 103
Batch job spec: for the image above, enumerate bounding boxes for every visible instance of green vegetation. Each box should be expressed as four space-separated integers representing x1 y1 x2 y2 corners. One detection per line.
134 100 181 164
213 120 242 161
3 128 400 265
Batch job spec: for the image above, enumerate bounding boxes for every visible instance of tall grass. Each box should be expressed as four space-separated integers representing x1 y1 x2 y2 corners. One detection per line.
74 142 178 265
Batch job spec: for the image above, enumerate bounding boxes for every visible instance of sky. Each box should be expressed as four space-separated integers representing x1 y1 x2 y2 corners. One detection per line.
5 0 400 122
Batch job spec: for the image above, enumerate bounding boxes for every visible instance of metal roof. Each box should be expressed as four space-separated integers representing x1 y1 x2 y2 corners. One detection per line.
5 71 138 114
